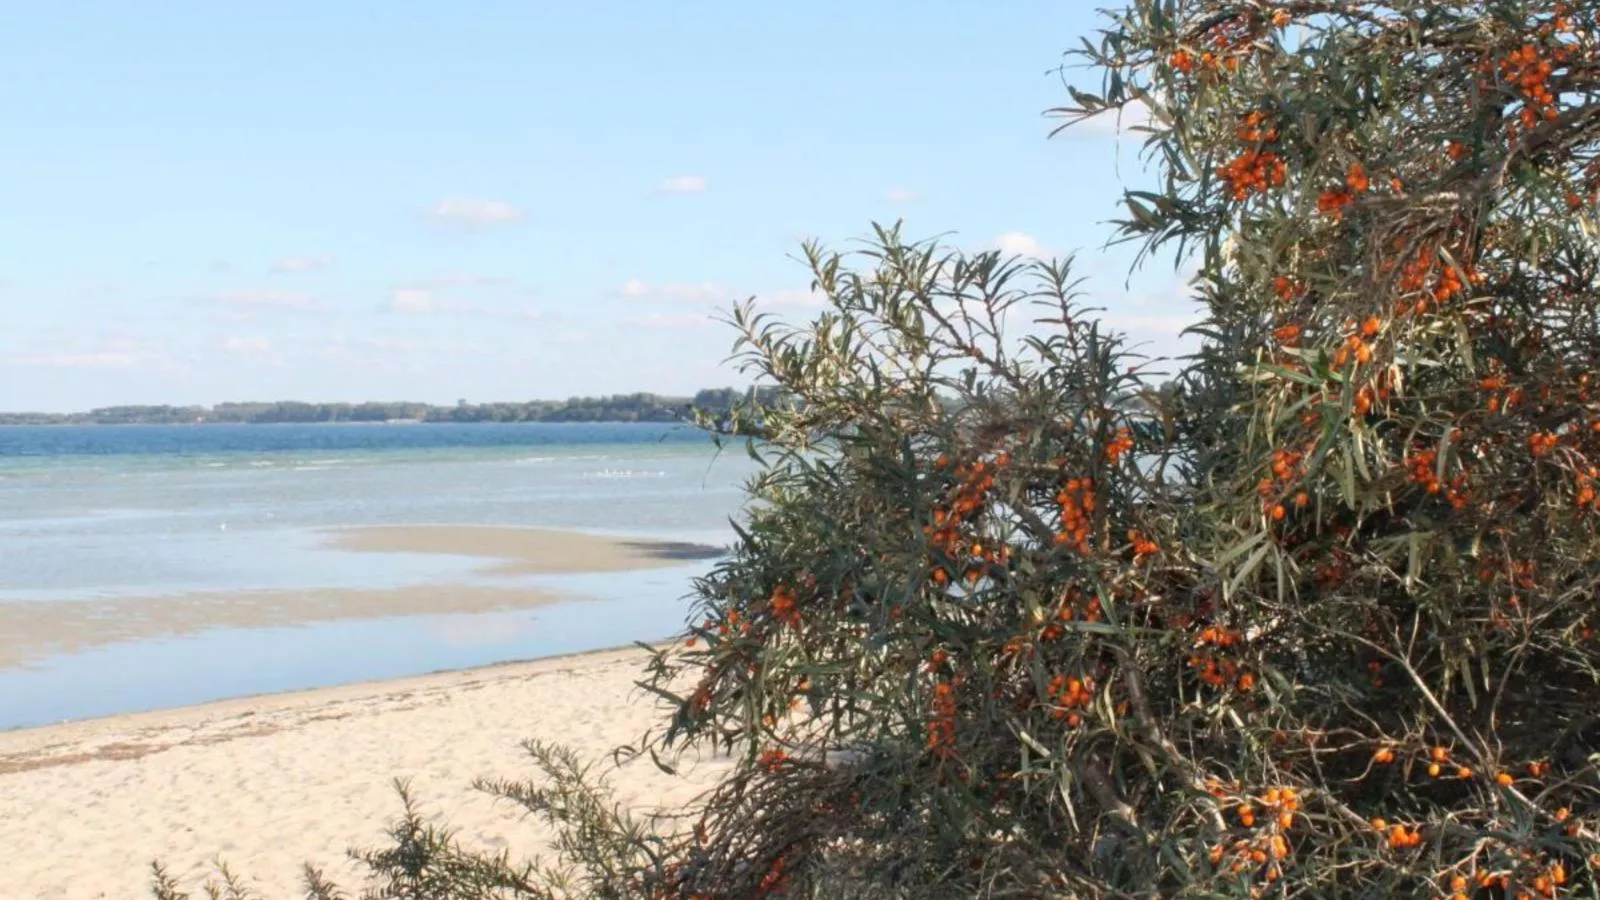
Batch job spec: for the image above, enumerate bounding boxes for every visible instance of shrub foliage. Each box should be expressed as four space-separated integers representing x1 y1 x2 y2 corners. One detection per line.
159 1 1600 897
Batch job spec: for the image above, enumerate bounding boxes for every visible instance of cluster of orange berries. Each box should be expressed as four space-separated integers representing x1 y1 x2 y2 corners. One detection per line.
1045 673 1094 726
1501 43 1559 132
1405 446 1471 509
1169 19 1253 77
700 608 749 641
1392 244 1471 315
1218 149 1288 201
1529 431 1559 457
1189 653 1247 689
1455 837 1582 900
925 453 1005 584
767 584 801 628
1216 111 1289 200
1209 832 1293 878
1318 161 1379 220
1105 427 1135 463
1190 626 1250 689
1371 817 1424 850
927 680 957 757
1127 529 1160 558
1053 586 1104 624
1332 330 1377 368
756 747 788 772
1477 558 1540 594
1577 468 1598 509
1439 863 1569 900
755 853 789 896
1207 786 1299 881
1258 446 1308 521
1257 787 1301 828
1054 477 1096 554
1317 189 1355 219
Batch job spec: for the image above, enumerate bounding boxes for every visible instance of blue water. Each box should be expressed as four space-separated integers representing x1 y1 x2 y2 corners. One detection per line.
0 421 714 460
0 423 760 729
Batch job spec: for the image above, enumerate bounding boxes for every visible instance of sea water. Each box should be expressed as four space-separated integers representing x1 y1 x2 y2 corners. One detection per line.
0 422 760 728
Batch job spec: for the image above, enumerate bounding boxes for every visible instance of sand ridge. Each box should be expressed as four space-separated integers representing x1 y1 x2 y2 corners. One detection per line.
327 524 727 576
0 646 727 899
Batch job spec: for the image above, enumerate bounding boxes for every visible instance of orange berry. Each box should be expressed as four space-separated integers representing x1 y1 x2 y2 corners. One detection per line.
1495 772 1514 786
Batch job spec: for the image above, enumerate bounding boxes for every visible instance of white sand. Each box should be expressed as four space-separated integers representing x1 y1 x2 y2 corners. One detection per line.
0 646 725 899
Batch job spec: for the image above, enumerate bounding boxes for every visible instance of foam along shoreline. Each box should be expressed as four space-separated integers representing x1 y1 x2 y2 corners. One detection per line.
0 526 727 671
0 646 728 899
326 524 728 576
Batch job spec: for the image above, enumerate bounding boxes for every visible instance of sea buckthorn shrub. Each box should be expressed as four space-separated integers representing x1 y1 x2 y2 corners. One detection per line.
154 2 1600 898
633 2 1600 896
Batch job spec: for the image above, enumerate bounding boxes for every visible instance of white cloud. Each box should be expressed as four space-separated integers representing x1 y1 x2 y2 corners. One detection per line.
270 256 333 274
883 188 920 204
388 288 437 313
362 337 419 351
618 280 727 303
417 273 516 289
423 197 523 228
994 231 1045 257
385 286 540 321
221 336 273 354
5 352 139 368
753 287 828 310
205 290 321 312
657 175 708 195
624 312 717 329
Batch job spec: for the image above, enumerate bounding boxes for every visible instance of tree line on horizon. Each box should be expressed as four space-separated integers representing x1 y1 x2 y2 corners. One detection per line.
0 387 788 426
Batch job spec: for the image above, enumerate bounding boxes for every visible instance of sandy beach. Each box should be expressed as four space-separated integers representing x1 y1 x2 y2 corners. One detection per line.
0 525 724 669
0 646 724 899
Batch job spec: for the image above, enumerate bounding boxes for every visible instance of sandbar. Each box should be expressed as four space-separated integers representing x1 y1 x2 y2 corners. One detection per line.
0 526 726 670
327 524 726 575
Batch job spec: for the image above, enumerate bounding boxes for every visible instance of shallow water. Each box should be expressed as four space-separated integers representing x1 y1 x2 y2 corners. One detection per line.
0 423 759 728
0 562 716 730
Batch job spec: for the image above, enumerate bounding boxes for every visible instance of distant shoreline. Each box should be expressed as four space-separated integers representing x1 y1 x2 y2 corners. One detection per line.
0 419 691 427
0 387 783 427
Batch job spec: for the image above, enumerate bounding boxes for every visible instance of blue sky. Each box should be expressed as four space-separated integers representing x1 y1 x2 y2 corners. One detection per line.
0 1 1196 412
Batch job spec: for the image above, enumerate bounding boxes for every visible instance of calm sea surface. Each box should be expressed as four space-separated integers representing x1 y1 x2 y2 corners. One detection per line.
0 423 760 729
